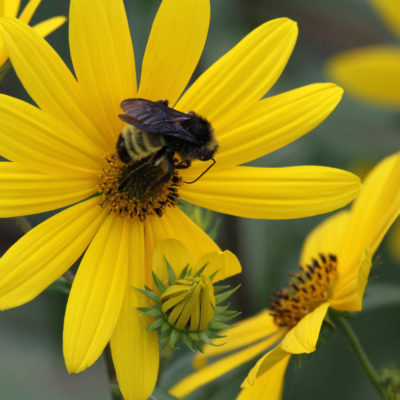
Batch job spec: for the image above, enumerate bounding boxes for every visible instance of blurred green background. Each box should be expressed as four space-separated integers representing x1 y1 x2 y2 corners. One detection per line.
1 0 400 399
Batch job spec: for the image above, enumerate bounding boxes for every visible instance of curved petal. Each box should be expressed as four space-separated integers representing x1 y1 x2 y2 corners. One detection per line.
326 46 400 108
337 153 400 293
32 16 66 38
138 0 209 106
330 249 372 312
0 197 107 309
176 18 298 129
144 207 222 284
0 18 108 151
63 214 130 373
215 83 343 167
240 346 289 388
111 221 159 400
300 210 350 267
0 94 103 177
193 250 241 283
237 352 289 400
152 238 195 279
280 302 330 354
170 335 282 399
371 0 400 37
69 0 136 143
194 310 280 369
0 162 97 217
180 166 361 219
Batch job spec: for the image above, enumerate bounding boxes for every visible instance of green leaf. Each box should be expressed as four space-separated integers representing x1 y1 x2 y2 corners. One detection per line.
135 287 160 304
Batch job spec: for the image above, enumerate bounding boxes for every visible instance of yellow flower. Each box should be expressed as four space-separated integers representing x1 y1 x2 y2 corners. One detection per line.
327 0 400 108
0 0 65 69
171 152 400 399
0 0 360 398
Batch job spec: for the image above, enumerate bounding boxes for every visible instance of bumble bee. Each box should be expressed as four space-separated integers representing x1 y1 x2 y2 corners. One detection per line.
116 98 218 185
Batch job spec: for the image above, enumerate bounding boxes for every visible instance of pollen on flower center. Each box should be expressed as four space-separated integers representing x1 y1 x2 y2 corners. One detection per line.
269 253 338 328
97 153 181 220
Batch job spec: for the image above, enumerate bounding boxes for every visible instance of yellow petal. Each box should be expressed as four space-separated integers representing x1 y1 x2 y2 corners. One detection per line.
280 302 330 354
0 18 108 151
0 162 97 217
240 346 289 388
69 0 136 143
111 220 159 400
0 94 103 176
4 0 20 17
237 352 290 400
214 83 343 167
152 238 194 280
193 250 242 283
194 310 279 368
330 249 372 312
18 0 41 24
63 214 130 373
337 153 400 292
144 207 221 284
170 335 283 398
300 210 350 267
371 0 400 37
0 197 106 309
326 46 400 108
138 0 209 106
176 18 298 128
180 165 361 219
32 16 66 38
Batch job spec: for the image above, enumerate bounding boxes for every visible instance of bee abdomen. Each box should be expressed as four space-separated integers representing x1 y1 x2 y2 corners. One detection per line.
117 125 165 163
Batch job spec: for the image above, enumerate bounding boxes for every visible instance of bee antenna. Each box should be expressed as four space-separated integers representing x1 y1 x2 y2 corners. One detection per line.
184 158 216 184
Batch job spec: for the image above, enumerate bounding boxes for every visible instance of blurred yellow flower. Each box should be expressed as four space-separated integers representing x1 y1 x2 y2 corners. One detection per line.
327 0 400 108
0 0 65 69
171 152 400 399
0 0 361 398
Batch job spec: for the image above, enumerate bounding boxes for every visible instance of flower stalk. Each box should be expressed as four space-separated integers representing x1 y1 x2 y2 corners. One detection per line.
331 311 388 399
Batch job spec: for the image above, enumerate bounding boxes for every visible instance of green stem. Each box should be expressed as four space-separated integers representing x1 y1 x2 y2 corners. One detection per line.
332 312 387 399
104 345 123 400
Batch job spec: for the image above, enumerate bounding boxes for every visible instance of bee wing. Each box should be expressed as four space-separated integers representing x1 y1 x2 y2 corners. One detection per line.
119 98 199 144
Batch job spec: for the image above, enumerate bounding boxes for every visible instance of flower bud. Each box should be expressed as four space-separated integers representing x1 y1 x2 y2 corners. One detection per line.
160 274 216 331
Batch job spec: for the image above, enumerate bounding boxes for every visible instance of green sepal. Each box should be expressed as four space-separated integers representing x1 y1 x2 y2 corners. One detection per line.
194 263 209 278
152 271 167 293
208 320 232 330
164 256 177 285
169 329 180 348
148 318 164 332
215 284 241 304
142 307 164 318
135 287 160 304
208 270 219 282
179 264 190 279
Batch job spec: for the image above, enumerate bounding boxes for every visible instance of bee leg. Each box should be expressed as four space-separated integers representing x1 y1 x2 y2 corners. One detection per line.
145 152 174 193
175 160 191 169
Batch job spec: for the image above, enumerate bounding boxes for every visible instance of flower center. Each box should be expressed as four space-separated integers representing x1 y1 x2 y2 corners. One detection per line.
269 253 338 328
97 153 181 220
